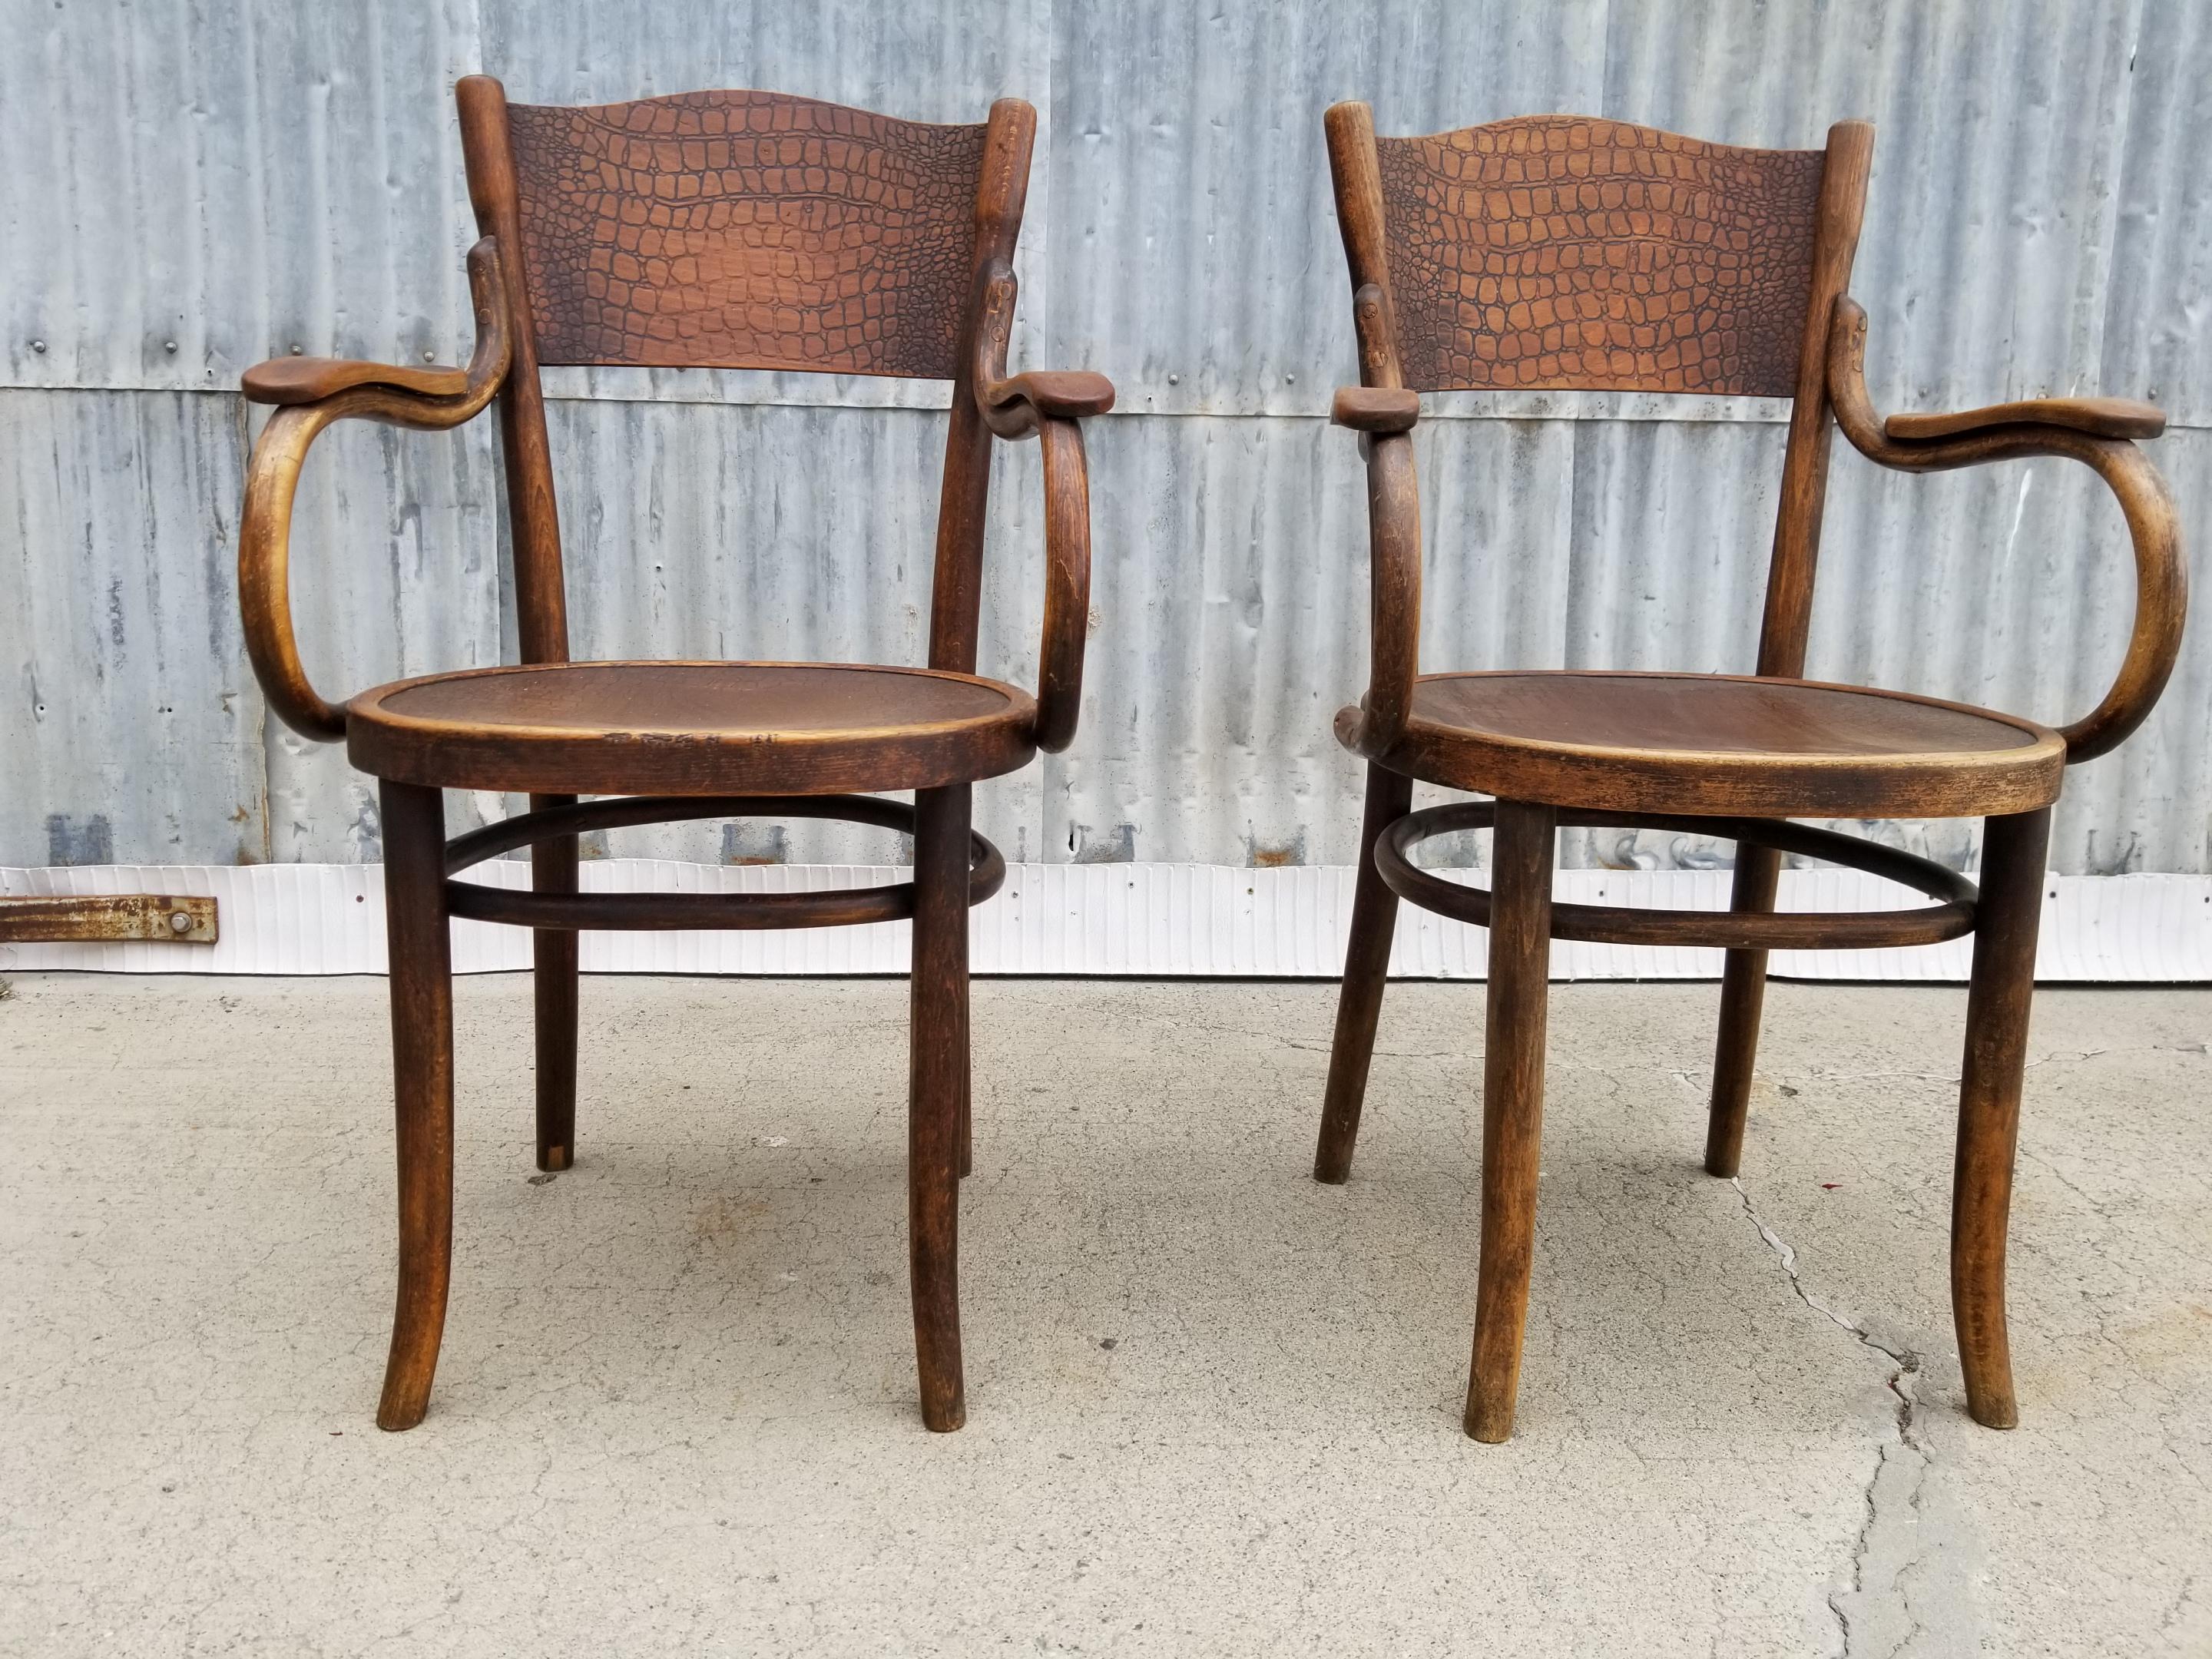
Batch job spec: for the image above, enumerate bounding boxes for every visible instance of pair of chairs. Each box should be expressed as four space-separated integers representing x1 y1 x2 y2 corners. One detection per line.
237 80 2184 1441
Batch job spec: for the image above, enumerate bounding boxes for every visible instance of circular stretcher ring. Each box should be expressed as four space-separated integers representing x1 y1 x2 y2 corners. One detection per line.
439 794 1005 932
1373 803 1979 952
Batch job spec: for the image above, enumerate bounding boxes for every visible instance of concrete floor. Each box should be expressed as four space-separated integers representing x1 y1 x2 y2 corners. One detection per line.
2 972 2207 1657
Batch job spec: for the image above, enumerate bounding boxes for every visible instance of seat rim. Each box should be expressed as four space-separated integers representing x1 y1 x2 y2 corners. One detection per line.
345 658 1040 796
1344 669 2067 820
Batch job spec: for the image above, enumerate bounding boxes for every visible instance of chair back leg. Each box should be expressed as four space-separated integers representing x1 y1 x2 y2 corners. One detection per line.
531 799 581 1173
909 783 972 1431
1315 764 1416 1183
1705 846 1783 1177
1465 800 1558 1442
376 780 458 1432
1952 805 2052 1429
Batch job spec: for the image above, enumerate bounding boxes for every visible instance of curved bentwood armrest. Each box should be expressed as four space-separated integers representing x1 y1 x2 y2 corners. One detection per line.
1330 284 1424 759
1827 297 2187 763
237 238 513 741
969 258 1114 753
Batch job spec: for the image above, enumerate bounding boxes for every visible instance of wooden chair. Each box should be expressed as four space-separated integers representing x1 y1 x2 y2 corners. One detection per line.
236 78 1111 1432
1313 107 2184 1442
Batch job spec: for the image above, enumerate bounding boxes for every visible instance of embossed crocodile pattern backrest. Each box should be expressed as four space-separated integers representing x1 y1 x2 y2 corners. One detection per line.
1373 118 1826 395
505 91 989 376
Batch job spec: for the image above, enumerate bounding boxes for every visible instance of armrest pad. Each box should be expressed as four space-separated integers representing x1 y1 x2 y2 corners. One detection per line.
1332 386 1420 433
983 370 1116 420
242 356 471 406
1887 396 2164 443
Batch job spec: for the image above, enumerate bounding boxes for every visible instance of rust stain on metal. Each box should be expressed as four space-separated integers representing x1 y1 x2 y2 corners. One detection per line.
0 894 219 943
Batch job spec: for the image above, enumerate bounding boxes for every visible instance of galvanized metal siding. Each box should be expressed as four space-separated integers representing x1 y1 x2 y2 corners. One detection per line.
4 0 2206 879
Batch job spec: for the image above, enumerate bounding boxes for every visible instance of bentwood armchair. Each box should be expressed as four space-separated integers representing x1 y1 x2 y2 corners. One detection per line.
1312 108 2184 1442
237 79 1110 1432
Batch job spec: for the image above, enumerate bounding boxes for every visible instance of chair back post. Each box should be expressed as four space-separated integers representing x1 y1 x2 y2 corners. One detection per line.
1325 101 1403 391
1753 120 1874 678
1325 101 1422 741
929 98 1038 676
458 74 572 668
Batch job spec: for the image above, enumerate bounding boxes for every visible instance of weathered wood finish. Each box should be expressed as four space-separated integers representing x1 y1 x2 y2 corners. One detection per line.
1465 800 1555 1443
1313 763 1415 1184
1826 299 2187 764
1314 103 2186 1442
1952 806 2053 1429
233 78 1108 1432
345 661 1040 796
374 780 455 1432
909 784 972 1431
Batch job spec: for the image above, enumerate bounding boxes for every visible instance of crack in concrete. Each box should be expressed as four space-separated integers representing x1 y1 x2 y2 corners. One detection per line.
1730 1177 1933 1658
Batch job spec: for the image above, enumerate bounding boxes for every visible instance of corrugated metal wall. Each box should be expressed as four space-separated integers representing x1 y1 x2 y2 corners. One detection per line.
5 0 2206 878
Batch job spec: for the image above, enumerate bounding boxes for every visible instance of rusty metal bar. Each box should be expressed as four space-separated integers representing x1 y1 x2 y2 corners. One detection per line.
0 894 218 944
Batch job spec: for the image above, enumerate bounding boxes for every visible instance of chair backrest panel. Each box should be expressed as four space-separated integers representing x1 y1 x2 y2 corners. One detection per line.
505 91 990 376
1372 118 1826 395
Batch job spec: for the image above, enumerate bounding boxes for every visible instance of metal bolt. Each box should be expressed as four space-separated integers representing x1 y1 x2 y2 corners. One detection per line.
30 339 45 353
1167 373 1180 386
164 340 177 353
169 911 193 935
422 351 435 363
290 345 303 355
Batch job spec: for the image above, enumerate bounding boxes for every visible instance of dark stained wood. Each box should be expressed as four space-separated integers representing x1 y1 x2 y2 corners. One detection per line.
1828 298 2187 764
375 780 455 1432
1757 121 1874 682
1031 419 1093 754
1330 386 1420 432
531 795 578 1174
1889 396 2164 443
346 661 1039 797
1314 105 2184 1442
1704 846 1780 1179
458 77 570 674
1715 121 1873 1141
982 369 1116 425
1465 800 1555 1443
233 80 1104 1433
1324 104 1402 391
237 238 511 741
1313 763 1415 1184
243 356 471 406
1952 807 2052 1429
1360 670 2066 820
909 784 970 1431
930 101 1036 677
1373 802 1979 951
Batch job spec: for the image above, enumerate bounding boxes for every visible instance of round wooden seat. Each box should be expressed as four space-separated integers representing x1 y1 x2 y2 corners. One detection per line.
346 661 1038 796
1353 671 2066 818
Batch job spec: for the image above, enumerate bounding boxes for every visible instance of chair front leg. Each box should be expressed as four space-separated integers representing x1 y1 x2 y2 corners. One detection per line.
376 780 457 1431
1466 800 1557 1442
909 783 972 1431
1952 806 2052 1429
1315 763 1416 1183
531 796 579 1173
